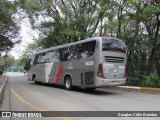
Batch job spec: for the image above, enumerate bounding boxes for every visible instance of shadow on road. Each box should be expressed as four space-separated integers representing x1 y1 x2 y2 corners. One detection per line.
29 82 119 96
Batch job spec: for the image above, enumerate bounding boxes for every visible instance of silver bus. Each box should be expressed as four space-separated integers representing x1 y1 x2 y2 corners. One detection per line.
26 36 127 90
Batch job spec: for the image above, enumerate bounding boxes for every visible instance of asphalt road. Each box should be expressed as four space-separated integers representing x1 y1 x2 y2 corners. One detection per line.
1 72 160 120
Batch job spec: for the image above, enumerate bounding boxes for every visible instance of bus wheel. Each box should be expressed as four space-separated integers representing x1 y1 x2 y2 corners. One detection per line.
65 77 72 90
33 76 37 84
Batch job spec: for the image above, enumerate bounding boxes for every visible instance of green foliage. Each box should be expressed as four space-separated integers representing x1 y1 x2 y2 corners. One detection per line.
18 0 42 13
17 42 41 67
142 6 159 19
16 57 27 67
123 0 160 77
142 73 160 88
0 0 20 53
19 0 108 47
0 55 16 70
0 35 13 52
18 0 160 88
20 42 40 58
126 76 142 86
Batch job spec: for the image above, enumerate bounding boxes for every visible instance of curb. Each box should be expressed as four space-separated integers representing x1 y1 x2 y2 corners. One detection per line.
119 86 141 90
116 86 160 93
0 76 8 104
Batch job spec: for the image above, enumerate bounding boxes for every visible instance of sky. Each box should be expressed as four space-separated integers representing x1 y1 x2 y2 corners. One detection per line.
10 17 37 60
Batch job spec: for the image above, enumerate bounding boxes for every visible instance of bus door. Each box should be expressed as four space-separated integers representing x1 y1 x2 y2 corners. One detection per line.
47 62 60 84
45 63 54 83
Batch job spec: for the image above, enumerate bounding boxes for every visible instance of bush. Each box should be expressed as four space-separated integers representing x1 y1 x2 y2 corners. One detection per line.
126 76 142 86
141 73 160 88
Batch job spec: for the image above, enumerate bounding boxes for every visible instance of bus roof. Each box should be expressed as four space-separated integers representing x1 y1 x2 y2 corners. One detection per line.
34 37 101 55
34 36 124 55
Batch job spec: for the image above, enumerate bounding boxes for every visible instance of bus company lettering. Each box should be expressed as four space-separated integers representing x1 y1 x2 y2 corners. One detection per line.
67 62 74 69
85 61 94 65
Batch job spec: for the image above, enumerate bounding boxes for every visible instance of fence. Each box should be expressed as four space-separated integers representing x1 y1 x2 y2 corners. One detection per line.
6 66 25 73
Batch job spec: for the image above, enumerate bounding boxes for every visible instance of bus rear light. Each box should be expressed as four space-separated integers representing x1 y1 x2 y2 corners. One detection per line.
97 64 105 79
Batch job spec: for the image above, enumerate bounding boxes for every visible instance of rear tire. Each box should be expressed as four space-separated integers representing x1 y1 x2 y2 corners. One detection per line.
65 77 72 90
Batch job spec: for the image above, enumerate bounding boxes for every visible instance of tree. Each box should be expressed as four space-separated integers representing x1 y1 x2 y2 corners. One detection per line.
0 54 16 70
0 0 20 54
0 35 13 52
18 0 160 86
17 42 42 67
125 0 160 76
19 0 110 48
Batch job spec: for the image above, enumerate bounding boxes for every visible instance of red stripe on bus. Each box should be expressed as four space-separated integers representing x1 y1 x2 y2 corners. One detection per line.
55 64 63 85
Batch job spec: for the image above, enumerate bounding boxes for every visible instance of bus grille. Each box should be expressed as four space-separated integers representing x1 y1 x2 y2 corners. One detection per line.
105 56 124 63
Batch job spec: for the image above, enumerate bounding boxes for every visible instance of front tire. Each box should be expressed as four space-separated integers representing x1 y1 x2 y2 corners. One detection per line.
33 76 37 84
65 77 72 90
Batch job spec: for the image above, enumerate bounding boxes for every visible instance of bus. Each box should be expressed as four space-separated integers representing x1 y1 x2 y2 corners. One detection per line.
25 36 127 90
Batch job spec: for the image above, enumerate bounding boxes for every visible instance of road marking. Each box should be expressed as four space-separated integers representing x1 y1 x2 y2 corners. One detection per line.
10 88 72 120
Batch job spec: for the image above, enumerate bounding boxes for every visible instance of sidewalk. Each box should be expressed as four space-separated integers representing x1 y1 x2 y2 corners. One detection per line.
107 85 160 94
0 76 5 88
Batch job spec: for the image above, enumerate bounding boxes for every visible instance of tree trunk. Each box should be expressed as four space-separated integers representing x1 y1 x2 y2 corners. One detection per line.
146 46 156 75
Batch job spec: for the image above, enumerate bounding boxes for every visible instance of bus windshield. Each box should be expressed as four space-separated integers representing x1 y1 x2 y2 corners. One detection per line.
102 38 126 53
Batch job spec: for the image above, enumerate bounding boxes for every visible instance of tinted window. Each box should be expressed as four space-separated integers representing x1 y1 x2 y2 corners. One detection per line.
102 38 126 53
60 40 96 61
60 47 70 61
36 53 46 63
33 41 96 63
80 41 96 59
66 45 79 60
33 54 39 64
47 50 60 62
